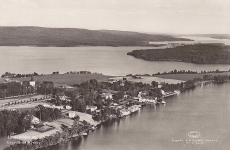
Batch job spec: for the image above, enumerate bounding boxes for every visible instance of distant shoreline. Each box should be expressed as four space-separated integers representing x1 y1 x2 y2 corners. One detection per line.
0 26 191 47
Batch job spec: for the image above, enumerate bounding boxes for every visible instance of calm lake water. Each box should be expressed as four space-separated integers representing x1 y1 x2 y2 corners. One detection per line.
0 46 229 76
41 82 230 150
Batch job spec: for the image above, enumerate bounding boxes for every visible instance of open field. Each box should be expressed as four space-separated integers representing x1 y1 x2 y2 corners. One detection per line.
154 72 230 81
115 76 184 84
14 74 112 87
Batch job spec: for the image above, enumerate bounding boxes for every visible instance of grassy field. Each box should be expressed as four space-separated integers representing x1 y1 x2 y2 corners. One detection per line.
154 72 230 81
14 74 112 87
115 76 184 84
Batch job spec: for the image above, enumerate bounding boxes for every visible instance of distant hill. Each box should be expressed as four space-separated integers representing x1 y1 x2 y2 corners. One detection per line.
205 34 230 40
0 26 190 47
187 34 230 40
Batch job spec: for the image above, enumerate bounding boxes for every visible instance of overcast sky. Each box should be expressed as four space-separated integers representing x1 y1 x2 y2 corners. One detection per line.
0 0 229 34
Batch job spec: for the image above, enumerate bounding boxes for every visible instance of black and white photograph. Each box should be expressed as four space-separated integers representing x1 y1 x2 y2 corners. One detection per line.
0 0 229 150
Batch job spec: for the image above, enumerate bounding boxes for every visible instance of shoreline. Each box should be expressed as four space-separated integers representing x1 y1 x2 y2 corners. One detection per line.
40 80 226 150
1 72 230 150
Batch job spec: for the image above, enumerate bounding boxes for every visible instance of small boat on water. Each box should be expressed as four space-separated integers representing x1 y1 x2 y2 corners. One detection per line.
91 126 97 131
174 90 180 95
82 132 88 136
161 101 166 104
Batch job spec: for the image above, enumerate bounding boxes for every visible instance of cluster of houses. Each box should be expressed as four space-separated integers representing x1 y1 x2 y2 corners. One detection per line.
161 90 180 98
119 105 141 117
50 88 181 119
59 85 74 89
136 91 158 104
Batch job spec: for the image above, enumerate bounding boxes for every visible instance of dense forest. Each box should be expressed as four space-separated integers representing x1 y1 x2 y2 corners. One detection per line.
0 108 62 138
127 44 230 64
0 26 190 47
0 110 32 137
0 81 53 99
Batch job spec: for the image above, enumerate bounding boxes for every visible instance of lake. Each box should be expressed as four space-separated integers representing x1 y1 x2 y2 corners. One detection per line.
0 36 230 150
0 46 229 76
41 82 230 150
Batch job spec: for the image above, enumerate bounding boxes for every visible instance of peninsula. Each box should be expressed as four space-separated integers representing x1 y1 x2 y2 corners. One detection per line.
127 43 230 64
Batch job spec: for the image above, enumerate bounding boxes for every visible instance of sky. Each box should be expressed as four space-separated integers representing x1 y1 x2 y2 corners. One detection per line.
0 0 230 34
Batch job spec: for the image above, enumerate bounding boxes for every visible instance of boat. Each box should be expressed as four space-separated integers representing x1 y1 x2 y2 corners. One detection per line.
161 101 166 104
91 126 97 131
174 90 180 95
82 132 88 136
120 108 131 117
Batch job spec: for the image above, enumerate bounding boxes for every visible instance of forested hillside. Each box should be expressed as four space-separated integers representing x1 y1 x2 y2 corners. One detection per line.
0 26 190 47
127 44 230 64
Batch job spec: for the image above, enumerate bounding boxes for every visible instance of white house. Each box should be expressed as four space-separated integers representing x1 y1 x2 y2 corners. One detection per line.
120 108 131 117
102 93 113 99
29 76 35 87
127 105 139 113
158 84 163 88
59 95 68 101
31 115 40 124
86 105 97 112
29 81 35 87
68 111 76 118
65 105 71 110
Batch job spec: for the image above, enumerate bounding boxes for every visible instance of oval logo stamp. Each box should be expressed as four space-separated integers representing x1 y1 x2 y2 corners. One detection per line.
188 131 200 138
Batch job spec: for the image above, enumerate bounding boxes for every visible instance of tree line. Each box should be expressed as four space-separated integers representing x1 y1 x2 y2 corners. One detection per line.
1 72 39 78
35 105 62 122
0 81 54 99
0 81 35 99
152 69 229 76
